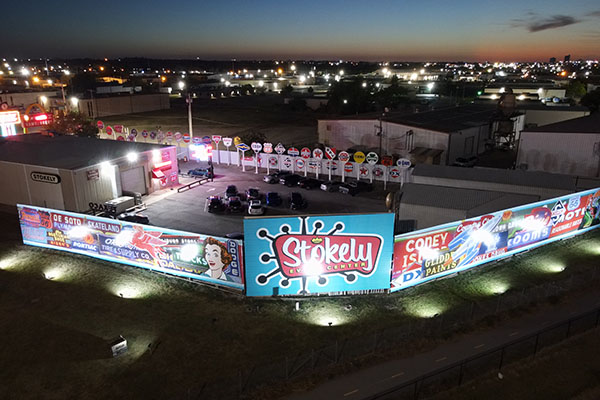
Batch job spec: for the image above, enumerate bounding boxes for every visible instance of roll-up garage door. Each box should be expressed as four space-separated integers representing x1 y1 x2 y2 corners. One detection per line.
120 167 146 195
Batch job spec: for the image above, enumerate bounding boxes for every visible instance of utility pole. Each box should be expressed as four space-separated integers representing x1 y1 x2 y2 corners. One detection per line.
186 92 193 139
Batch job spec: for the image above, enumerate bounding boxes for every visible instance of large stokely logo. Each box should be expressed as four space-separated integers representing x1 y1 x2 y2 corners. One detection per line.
256 216 383 294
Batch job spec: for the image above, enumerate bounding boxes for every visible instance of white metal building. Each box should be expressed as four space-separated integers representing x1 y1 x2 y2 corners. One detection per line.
411 164 600 200
318 104 525 165
397 183 539 230
516 114 600 177
0 134 178 212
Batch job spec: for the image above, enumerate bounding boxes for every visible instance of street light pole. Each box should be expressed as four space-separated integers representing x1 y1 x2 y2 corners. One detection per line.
186 92 193 140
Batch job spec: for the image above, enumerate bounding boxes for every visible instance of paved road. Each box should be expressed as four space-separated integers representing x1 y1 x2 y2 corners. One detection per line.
143 161 391 237
287 288 600 400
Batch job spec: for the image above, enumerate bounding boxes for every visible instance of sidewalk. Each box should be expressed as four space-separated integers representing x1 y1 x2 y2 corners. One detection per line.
287 288 600 400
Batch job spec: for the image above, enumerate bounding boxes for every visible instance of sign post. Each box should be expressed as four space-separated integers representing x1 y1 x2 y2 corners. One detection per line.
338 151 350 182
312 148 323 179
325 147 336 181
275 143 286 171
222 137 233 165
288 147 299 174
381 156 393 190
236 143 250 172
396 158 411 187
263 142 273 174
251 142 263 174
212 135 222 164
366 152 379 183
353 151 365 181
300 147 311 177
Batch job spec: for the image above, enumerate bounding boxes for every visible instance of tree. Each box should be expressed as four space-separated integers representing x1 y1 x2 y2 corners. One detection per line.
566 80 587 99
581 88 600 113
239 129 267 145
46 112 99 138
70 73 97 94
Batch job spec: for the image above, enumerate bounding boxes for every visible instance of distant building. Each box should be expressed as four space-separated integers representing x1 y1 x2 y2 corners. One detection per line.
318 104 525 165
549 57 557 64
76 93 170 118
518 104 590 128
564 54 571 63
516 114 600 177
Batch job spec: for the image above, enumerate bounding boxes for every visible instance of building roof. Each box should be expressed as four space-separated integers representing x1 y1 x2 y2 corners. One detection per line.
399 183 538 214
522 113 600 133
412 164 600 191
0 134 172 170
320 104 500 133
517 104 590 112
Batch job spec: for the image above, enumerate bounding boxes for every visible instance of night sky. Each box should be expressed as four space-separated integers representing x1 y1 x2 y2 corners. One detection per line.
5 0 600 61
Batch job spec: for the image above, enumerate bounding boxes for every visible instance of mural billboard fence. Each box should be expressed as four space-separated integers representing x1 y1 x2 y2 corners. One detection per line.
17 204 244 290
244 213 395 296
391 188 600 292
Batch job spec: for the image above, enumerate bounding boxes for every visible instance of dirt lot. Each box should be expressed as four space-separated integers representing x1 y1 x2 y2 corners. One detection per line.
101 94 322 148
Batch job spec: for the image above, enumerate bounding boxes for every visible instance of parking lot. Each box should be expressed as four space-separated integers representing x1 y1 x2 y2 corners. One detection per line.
143 160 391 237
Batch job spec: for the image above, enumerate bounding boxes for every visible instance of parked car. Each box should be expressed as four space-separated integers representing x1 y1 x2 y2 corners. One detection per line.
266 192 283 207
207 196 225 213
226 196 244 213
320 180 344 192
280 174 303 187
453 156 478 167
264 170 291 183
187 167 214 178
298 177 324 190
117 212 150 224
339 181 373 196
289 192 307 210
248 199 266 216
225 185 239 199
245 187 261 201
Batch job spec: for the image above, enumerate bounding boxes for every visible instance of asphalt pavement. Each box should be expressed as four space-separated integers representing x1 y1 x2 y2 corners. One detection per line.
287 287 600 400
143 161 391 237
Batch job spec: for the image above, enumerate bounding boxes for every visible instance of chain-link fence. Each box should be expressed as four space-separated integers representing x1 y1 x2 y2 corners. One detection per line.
188 265 600 400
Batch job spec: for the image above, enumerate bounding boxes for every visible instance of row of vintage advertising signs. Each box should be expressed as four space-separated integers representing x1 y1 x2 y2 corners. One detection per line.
95 121 409 170
17 187 600 296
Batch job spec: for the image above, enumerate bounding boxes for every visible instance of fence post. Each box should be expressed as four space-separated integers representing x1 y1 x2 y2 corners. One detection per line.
458 362 465 386
498 348 505 371
533 333 540 356
566 319 572 338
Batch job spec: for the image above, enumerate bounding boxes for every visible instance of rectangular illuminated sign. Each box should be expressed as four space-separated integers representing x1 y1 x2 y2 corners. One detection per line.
244 213 395 296
0 110 21 125
391 188 600 291
17 205 244 290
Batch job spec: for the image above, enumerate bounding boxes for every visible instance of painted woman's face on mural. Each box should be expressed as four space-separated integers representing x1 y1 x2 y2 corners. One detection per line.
204 244 224 271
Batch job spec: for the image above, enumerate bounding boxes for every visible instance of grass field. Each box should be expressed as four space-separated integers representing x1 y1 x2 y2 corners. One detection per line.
100 95 322 148
1 208 599 399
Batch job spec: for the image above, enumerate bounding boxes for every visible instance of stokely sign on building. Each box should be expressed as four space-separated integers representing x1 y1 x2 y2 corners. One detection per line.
244 213 394 296
30 171 61 184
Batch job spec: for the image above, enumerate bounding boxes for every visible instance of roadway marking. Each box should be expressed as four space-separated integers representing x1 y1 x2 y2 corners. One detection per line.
391 372 405 378
343 389 359 396
208 188 215 192
509 331 519 337
435 357 447 362
474 344 485 349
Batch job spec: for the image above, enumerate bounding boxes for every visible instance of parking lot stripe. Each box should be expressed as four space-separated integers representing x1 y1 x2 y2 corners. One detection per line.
343 389 359 396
